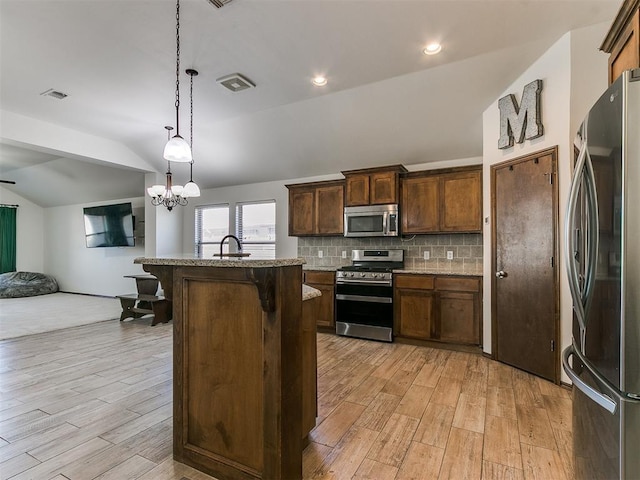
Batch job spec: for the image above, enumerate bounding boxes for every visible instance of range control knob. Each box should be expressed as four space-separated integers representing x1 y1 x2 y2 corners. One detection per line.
360 273 366 277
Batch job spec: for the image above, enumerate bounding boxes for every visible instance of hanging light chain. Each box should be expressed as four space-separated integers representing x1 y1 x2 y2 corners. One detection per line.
174 0 181 134
189 69 194 155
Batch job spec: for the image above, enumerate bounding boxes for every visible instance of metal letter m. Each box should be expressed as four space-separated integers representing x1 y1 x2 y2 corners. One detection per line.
498 79 543 149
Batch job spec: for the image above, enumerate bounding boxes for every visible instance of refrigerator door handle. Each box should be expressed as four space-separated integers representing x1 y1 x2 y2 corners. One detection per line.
562 345 617 414
565 140 588 332
582 150 599 319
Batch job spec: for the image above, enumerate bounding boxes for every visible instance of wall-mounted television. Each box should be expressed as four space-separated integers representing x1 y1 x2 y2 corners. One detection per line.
83 202 135 248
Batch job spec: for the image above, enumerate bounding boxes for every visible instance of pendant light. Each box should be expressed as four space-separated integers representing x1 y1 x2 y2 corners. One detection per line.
163 0 192 163
182 68 201 197
148 126 188 211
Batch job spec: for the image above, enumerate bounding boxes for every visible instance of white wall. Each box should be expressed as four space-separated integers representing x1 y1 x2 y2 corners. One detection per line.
481 23 610 383
44 196 148 296
0 186 45 273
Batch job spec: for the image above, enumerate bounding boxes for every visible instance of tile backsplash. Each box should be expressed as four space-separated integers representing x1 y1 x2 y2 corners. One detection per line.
298 233 482 273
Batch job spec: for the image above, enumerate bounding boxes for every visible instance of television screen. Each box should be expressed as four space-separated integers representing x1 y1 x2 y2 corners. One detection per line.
83 202 135 248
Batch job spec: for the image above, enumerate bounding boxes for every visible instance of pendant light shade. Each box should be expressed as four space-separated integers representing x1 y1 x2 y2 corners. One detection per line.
183 68 201 197
163 0 192 163
183 179 201 197
163 134 192 163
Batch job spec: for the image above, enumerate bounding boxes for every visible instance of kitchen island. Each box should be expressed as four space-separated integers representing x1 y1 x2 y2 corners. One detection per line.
134 256 312 480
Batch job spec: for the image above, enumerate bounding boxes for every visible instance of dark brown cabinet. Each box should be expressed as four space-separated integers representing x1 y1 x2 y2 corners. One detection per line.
601 0 640 84
303 270 336 329
394 274 436 339
394 273 482 346
401 166 482 234
286 180 344 236
342 165 407 206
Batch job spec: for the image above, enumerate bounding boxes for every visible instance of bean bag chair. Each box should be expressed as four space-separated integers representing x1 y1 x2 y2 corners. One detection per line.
0 272 59 298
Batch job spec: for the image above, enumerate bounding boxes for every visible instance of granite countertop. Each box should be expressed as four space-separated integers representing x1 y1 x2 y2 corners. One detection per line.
302 265 341 272
394 268 483 277
302 284 322 301
303 264 482 277
134 256 306 268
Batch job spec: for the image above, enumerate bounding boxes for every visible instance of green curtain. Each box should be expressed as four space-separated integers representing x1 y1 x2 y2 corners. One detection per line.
0 207 17 273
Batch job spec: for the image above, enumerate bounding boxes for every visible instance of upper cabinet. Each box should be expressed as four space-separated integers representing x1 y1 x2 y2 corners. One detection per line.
601 0 640 84
286 180 344 236
342 165 407 206
402 166 482 234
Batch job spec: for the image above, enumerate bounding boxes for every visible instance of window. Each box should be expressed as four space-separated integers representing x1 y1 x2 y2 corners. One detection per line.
195 200 276 259
195 204 229 257
236 201 276 259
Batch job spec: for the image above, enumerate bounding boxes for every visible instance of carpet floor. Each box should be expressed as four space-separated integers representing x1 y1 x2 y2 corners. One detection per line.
0 292 124 340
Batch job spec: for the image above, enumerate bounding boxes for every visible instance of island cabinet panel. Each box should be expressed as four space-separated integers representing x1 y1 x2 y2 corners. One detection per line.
394 274 482 347
401 166 482 234
343 165 407 206
303 270 335 329
287 180 344 236
167 264 304 480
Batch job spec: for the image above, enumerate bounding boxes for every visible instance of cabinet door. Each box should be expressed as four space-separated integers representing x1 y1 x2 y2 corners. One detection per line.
609 9 639 84
395 288 435 340
437 291 479 345
401 175 440 234
306 283 335 328
345 175 370 206
289 188 315 236
440 170 482 232
316 184 344 235
370 172 398 204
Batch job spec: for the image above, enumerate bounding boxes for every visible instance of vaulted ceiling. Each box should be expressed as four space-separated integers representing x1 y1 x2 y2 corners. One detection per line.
0 0 621 207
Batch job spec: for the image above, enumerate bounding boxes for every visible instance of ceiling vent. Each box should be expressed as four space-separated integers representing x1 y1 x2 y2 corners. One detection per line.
40 88 68 100
216 73 255 92
207 0 234 8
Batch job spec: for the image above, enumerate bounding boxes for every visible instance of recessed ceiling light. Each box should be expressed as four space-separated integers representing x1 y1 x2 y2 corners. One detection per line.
423 43 442 55
312 76 328 87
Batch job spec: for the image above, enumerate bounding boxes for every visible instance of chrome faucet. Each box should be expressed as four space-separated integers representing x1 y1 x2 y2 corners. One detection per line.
219 234 242 256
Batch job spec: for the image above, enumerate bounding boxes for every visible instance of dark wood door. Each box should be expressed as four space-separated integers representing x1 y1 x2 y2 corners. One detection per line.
492 147 559 383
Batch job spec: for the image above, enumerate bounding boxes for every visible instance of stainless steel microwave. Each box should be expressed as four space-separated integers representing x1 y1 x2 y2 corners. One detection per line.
343 204 399 237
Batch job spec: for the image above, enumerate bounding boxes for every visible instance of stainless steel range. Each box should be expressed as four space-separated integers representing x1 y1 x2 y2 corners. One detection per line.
335 249 404 342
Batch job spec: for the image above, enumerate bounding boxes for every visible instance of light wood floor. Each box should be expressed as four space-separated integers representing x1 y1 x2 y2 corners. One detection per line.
0 319 573 480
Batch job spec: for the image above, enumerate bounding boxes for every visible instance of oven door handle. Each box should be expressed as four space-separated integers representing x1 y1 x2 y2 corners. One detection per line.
336 279 392 286
335 294 392 304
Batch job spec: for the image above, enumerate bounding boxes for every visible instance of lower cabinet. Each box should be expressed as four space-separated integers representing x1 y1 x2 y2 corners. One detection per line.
303 270 336 329
394 274 481 346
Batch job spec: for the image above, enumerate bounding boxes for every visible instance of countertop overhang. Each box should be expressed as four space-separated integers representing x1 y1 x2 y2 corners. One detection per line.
134 256 306 268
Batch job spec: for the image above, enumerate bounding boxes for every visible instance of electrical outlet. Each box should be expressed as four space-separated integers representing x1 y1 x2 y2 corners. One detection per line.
318 250 323 258
423 251 430 260
341 251 347 259
446 250 454 260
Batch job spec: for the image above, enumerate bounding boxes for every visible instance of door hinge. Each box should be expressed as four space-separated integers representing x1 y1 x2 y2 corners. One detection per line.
551 340 555 352
543 172 553 184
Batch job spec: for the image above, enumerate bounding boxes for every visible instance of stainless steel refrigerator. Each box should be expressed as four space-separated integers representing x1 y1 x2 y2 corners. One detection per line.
563 68 640 480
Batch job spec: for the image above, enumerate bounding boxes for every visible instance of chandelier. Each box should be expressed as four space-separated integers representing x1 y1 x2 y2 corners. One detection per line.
147 126 188 211
163 0 192 163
